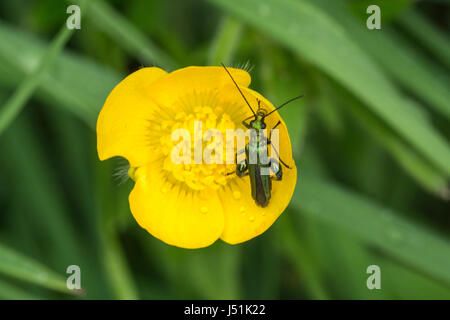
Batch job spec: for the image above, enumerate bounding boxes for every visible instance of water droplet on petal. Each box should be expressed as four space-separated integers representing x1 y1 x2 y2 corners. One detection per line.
161 187 168 194
249 216 255 222
200 206 208 214
239 206 245 214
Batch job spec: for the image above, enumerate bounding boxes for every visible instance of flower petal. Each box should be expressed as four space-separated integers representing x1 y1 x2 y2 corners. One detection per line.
145 66 251 111
97 67 168 167
219 87 297 244
219 163 296 244
129 164 225 249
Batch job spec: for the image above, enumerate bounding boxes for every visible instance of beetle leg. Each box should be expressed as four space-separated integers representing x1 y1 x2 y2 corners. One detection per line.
267 139 292 169
226 148 247 176
236 146 248 177
269 158 282 180
242 120 251 129
236 154 248 177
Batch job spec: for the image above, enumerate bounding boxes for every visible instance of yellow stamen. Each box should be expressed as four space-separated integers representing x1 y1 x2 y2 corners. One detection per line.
157 100 237 190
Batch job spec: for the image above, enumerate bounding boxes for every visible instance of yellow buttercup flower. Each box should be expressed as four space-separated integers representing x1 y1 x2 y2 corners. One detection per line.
96 66 297 249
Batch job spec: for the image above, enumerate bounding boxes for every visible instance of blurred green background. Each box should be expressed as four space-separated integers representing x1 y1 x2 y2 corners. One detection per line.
0 0 449 299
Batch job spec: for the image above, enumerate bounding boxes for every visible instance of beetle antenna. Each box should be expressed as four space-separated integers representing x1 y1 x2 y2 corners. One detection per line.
221 63 256 117
265 94 304 117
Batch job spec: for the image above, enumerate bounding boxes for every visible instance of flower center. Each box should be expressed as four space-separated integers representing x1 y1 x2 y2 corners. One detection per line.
157 104 238 191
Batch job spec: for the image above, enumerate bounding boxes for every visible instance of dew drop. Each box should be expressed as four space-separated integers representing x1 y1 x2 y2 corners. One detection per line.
239 206 245 214
249 216 255 222
161 187 168 194
200 206 208 214
233 191 241 200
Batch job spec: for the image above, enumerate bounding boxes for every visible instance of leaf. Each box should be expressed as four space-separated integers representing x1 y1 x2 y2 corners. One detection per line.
314 74 449 196
311 0 450 121
2 116 83 268
0 25 74 135
278 215 329 299
378 256 450 299
95 161 139 300
292 172 450 287
0 279 40 300
398 8 450 70
349 0 415 22
0 21 121 128
344 92 448 197
207 0 450 176
208 16 244 66
0 242 73 294
78 0 177 70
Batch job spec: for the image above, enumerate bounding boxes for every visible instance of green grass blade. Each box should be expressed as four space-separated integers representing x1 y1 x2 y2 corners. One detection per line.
0 21 121 127
292 172 450 287
0 25 74 135
140 235 241 299
399 9 450 70
207 0 450 176
304 221 390 299
0 242 74 295
0 279 40 300
208 16 244 66
95 162 138 300
334 83 448 197
278 215 329 299
379 256 450 299
79 0 176 70
348 101 448 197
2 115 84 262
310 0 450 121
99 227 139 300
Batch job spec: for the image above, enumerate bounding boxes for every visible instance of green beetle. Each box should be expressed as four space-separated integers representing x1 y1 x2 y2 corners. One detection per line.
222 63 303 207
